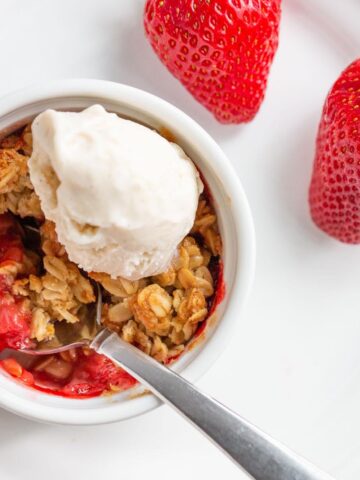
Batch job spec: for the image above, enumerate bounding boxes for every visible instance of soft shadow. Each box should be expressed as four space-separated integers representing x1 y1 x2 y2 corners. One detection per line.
0 408 44 445
286 0 359 62
105 7 243 141
276 110 329 244
0 406 165 480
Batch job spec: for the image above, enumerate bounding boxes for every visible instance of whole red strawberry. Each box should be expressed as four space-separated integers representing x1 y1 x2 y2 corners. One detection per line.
144 0 281 124
309 59 360 244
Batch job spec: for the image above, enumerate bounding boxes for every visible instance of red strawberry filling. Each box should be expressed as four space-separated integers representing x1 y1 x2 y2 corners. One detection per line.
1 345 138 399
0 214 31 351
61 352 137 398
0 295 32 351
1 358 34 386
7 351 137 399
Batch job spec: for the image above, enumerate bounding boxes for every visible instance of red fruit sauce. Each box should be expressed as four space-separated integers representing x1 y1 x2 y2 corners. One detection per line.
27 351 138 398
0 214 32 351
0 213 225 398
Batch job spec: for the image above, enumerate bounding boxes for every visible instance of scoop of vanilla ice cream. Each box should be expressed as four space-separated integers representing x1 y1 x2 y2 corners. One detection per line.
29 105 203 280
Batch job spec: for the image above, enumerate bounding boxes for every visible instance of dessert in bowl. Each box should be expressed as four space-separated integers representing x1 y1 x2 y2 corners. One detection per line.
0 106 223 395
0 80 255 424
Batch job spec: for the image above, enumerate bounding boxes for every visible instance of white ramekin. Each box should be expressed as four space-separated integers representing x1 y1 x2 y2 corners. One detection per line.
0 80 255 425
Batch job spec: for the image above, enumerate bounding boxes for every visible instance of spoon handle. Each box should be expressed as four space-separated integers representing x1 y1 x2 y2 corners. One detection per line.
93 329 334 480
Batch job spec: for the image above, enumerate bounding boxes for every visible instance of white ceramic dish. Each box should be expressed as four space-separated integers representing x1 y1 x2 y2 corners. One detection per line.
0 79 255 425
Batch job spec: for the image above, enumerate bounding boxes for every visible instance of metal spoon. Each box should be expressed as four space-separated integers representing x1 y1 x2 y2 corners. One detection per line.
16 288 335 480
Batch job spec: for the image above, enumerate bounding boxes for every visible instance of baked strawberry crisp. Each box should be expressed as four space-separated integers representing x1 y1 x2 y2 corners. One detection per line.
0 124 224 398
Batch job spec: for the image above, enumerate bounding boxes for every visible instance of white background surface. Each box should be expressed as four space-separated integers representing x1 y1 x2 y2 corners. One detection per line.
0 1 359 479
